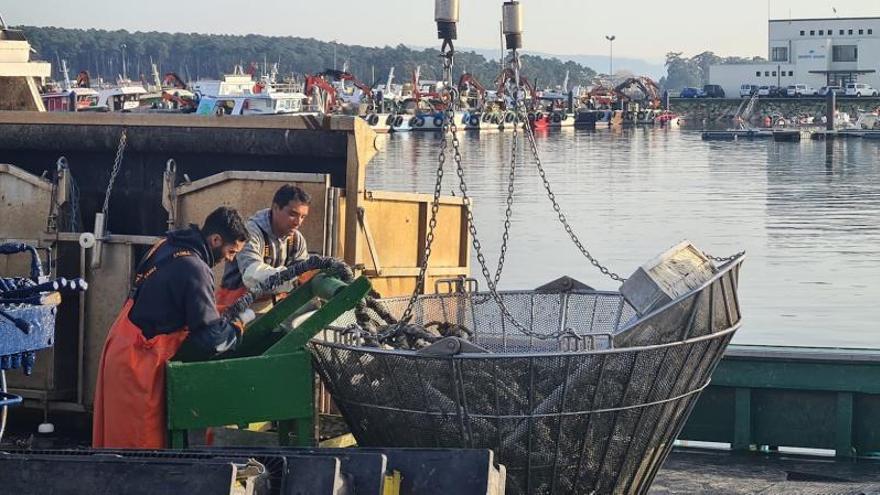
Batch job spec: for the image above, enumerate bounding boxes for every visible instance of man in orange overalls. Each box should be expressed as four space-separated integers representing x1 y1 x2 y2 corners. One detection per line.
92 206 253 449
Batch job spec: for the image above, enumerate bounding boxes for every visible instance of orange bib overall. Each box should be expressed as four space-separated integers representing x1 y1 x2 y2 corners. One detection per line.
92 241 193 449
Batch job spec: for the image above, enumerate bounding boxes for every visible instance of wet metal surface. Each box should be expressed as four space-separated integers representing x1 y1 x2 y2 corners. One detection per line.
653 449 880 494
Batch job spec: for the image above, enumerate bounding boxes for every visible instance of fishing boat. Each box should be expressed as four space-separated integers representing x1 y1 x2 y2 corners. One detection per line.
194 65 311 116
460 110 501 131
190 65 261 97
389 112 413 132
195 90 310 116
40 61 100 112
95 80 148 112
360 111 394 133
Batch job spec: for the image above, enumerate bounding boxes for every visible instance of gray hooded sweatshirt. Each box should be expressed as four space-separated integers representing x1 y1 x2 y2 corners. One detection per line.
221 208 309 300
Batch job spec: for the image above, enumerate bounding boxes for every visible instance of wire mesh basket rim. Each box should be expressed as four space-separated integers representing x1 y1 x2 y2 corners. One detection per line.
327 377 714 419
310 322 740 359
367 288 625 303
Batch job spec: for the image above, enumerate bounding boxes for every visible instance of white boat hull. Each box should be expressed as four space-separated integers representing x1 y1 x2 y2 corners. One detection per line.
362 112 393 133
389 114 413 132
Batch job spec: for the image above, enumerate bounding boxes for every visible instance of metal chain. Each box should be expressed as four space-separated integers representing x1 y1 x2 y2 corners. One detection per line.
101 129 128 216
449 108 566 341
398 122 445 325
704 251 746 264
493 90 519 288
515 98 627 283
397 45 453 326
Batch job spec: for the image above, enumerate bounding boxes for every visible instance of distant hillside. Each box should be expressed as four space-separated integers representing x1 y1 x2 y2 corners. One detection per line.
462 47 666 81
16 25 597 88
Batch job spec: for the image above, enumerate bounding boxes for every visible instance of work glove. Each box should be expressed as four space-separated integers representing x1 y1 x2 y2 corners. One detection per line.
232 308 256 333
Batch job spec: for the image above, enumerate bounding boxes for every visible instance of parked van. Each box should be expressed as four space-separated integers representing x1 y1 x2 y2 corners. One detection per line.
702 84 726 98
786 84 816 97
845 83 878 97
739 84 758 98
818 85 844 96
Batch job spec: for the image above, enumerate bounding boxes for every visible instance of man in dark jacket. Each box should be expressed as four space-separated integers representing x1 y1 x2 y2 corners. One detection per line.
93 206 252 449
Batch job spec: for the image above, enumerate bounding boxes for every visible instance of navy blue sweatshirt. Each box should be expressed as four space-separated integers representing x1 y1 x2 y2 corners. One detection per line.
128 227 241 355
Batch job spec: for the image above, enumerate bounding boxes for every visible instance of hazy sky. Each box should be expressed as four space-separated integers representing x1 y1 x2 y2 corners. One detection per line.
4 1 879 61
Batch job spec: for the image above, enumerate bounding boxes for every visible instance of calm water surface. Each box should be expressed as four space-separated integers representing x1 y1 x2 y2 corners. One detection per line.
366 128 880 349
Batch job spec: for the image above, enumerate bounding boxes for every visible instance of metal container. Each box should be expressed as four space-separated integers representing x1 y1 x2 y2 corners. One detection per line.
310 257 744 494
619 241 716 318
0 243 59 377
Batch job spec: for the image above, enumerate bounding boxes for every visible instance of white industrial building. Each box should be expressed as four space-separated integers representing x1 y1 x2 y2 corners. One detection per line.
710 16 880 96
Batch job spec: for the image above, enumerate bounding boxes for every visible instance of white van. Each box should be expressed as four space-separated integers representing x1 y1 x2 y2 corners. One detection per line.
786 84 816 97
845 83 878 97
739 84 758 98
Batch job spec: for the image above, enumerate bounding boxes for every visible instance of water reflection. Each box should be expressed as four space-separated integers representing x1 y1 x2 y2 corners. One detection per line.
367 128 880 348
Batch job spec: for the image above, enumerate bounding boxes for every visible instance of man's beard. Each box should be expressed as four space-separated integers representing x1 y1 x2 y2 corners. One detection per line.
210 245 225 266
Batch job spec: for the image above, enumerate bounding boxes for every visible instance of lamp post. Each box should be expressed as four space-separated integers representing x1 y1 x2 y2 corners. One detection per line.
332 40 337 70
120 43 127 80
605 35 616 85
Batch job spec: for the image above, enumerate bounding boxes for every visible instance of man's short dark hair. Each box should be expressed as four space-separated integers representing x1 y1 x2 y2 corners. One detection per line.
273 184 311 208
201 206 248 244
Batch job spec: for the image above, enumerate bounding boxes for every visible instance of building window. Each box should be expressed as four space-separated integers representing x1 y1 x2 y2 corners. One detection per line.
771 47 789 62
810 30 816 35
789 71 794 77
832 45 858 62
840 29 845 35
819 30 824 35
849 29 854 35
756 71 762 77
859 29 864 35
765 71 770 77
800 30 805 36
870 29 874 35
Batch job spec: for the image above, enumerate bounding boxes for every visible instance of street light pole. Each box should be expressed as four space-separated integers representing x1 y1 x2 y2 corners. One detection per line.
332 40 337 70
605 35 616 85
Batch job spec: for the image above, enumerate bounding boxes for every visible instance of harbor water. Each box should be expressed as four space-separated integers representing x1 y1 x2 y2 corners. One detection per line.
367 128 880 349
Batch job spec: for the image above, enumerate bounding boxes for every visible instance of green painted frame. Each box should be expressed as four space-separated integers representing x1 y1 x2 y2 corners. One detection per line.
165 275 372 448
681 345 880 457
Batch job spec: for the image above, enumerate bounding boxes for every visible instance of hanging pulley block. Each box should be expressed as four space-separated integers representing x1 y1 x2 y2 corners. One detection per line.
434 0 460 40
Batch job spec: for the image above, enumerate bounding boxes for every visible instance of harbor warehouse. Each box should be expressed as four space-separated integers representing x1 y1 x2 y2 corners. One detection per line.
710 16 880 96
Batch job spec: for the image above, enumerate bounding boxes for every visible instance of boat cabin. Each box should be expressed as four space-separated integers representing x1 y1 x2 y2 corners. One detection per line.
41 87 99 112
96 84 147 111
195 92 309 116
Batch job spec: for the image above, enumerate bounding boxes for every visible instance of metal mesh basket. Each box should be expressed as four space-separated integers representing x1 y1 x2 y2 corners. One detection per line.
310 258 743 495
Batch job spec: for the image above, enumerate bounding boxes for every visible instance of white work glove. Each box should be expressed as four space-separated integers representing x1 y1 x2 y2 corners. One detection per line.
236 309 256 327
